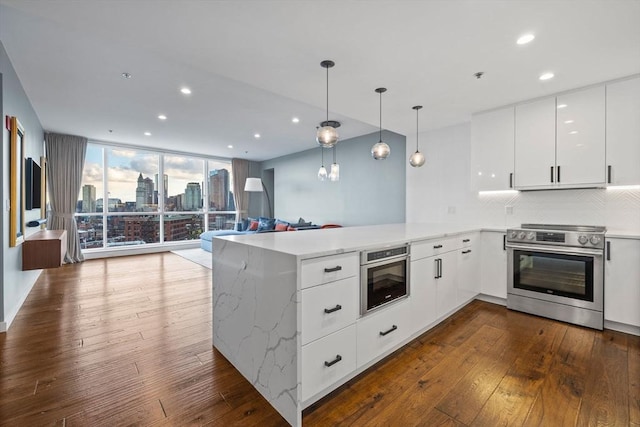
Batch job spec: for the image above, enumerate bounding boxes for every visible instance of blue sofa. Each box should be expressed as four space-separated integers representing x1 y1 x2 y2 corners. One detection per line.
199 229 254 252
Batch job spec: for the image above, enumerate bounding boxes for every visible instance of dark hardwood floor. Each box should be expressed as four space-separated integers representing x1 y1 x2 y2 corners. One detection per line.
0 253 638 426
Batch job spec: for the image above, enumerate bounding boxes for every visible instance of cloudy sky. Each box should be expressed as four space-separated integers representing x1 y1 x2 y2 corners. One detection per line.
81 145 232 203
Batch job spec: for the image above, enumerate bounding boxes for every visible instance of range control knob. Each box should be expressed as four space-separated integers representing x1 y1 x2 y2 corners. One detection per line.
590 235 601 245
527 232 535 240
509 231 518 239
518 232 526 240
578 235 589 245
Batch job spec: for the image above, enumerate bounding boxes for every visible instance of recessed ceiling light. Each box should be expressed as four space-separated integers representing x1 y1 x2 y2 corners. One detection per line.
292 117 300 123
144 132 152 136
158 114 167 120
121 72 132 79
539 72 554 81
517 34 535 45
557 104 567 109
254 133 261 139
227 145 233 149
180 87 192 95
564 119 574 124
569 130 579 134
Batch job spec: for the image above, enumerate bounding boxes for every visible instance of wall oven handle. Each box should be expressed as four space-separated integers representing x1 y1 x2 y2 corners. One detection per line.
606 241 611 261
506 243 604 257
324 304 342 314
324 266 342 273
379 325 398 336
324 355 342 367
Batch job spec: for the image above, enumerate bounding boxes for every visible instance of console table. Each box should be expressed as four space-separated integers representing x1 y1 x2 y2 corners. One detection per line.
22 230 67 270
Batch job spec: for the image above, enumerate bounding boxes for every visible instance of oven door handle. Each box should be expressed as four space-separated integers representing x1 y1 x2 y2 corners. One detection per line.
506 243 603 257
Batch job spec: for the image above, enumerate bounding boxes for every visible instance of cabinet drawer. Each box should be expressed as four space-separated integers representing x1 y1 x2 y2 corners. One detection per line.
302 276 359 345
356 299 411 368
411 237 458 260
301 252 358 289
301 324 357 401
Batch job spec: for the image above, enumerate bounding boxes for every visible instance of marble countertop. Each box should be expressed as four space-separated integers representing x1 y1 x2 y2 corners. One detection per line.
605 229 640 239
215 223 484 259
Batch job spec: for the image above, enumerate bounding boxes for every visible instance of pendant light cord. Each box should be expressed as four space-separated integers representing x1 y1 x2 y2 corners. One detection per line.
379 91 383 141
326 65 329 123
416 108 419 151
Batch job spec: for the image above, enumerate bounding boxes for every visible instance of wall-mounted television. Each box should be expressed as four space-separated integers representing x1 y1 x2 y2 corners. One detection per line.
25 157 42 210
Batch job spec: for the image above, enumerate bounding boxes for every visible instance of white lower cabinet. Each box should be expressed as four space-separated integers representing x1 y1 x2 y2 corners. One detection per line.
409 257 437 336
356 299 411 368
301 277 359 345
604 238 640 328
480 231 508 300
301 324 357 401
457 240 480 305
435 251 458 318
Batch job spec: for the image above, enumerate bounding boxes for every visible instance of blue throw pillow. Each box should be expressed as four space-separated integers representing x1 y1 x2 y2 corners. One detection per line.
257 217 275 232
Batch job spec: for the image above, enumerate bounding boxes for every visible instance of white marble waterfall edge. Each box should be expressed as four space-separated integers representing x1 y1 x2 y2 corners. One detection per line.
213 239 299 426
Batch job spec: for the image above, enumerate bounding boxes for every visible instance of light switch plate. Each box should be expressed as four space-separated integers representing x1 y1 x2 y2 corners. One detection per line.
505 205 514 215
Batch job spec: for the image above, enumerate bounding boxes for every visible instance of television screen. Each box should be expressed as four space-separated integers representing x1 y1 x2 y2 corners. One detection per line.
25 157 41 210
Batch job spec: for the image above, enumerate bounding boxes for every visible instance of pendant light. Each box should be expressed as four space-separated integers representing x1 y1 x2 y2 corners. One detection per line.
371 87 390 160
317 129 328 180
316 60 339 148
328 145 339 181
409 105 426 167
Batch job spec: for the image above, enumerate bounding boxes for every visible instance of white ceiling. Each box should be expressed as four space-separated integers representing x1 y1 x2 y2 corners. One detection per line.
1 0 639 161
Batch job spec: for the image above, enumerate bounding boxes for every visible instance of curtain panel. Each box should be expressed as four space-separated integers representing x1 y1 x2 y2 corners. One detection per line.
231 158 249 224
45 132 87 263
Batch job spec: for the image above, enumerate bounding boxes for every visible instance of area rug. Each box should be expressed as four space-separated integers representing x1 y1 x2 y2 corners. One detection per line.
171 248 212 269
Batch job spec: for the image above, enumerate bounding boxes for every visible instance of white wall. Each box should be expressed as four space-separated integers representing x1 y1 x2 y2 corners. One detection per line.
406 122 640 232
1 40 45 331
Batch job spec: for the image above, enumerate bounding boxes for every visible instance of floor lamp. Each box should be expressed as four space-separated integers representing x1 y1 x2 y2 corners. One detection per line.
244 177 272 218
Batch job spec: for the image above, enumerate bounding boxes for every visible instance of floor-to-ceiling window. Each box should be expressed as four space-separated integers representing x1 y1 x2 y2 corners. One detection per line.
76 142 235 251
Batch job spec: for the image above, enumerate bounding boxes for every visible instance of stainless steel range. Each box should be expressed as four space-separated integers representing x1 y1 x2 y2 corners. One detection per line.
506 224 606 330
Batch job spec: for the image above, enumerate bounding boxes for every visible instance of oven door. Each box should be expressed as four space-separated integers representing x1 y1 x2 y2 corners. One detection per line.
507 244 603 311
360 256 409 315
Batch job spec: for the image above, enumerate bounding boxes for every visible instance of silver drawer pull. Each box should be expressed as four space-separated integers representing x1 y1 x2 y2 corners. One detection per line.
379 325 398 336
324 355 342 367
324 304 342 314
324 266 342 273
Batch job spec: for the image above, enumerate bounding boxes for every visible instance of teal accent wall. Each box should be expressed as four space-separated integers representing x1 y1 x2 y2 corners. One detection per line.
259 130 406 226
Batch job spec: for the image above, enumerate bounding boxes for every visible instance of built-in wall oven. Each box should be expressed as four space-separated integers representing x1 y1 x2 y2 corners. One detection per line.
506 224 605 330
360 245 409 316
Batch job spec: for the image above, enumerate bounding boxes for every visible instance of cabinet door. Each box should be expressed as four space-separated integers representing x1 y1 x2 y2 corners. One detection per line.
480 232 507 300
515 97 556 189
556 86 606 186
436 251 458 319
457 245 479 305
409 257 437 336
471 107 515 191
606 77 640 185
604 238 640 328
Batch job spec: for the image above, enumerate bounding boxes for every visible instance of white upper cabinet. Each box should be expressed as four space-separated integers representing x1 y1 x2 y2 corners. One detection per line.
606 76 640 185
556 86 606 186
471 107 515 191
514 86 606 189
514 97 557 189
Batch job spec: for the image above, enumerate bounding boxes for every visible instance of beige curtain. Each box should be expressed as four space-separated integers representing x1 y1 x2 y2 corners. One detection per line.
45 132 87 263
231 158 249 224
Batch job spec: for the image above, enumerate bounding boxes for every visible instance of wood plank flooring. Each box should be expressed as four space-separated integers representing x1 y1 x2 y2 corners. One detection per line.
1 253 638 426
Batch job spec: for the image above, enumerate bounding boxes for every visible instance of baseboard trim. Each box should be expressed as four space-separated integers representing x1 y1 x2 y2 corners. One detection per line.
475 294 507 306
604 320 640 337
1 272 41 332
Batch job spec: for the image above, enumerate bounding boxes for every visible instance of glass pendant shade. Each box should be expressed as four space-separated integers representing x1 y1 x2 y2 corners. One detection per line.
409 150 425 167
318 165 328 180
372 141 390 160
316 125 339 148
329 163 340 181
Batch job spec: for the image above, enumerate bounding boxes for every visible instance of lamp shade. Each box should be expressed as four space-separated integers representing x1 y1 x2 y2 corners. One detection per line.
244 177 263 192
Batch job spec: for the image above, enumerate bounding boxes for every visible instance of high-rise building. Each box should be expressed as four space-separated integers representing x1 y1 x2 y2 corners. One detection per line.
184 182 202 211
135 173 154 210
82 184 96 213
154 173 168 204
209 169 230 211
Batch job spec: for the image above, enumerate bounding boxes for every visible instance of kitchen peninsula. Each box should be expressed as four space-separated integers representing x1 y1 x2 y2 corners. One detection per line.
212 223 485 426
